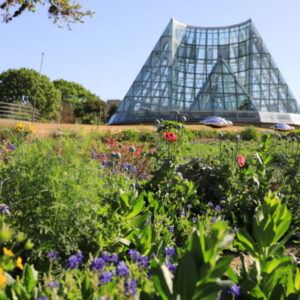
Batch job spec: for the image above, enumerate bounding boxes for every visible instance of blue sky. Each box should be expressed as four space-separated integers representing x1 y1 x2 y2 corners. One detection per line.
1 0 300 102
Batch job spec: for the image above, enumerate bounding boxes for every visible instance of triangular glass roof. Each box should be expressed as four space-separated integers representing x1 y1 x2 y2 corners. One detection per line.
190 57 256 111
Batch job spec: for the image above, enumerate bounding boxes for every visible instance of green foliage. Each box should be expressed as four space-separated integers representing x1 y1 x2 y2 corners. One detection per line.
54 79 106 124
236 193 299 299
240 126 261 141
1 0 94 29
0 68 61 121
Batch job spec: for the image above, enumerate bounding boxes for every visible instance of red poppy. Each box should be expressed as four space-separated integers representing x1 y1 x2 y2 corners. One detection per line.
164 132 178 142
106 137 115 144
237 155 245 167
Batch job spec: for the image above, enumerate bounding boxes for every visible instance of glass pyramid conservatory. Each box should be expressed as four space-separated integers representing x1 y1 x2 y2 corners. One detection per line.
109 19 300 125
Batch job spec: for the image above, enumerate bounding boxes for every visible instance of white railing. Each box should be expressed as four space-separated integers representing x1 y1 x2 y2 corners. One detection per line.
0 102 40 122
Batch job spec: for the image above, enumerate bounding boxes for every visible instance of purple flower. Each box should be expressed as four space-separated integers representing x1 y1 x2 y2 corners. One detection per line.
128 249 140 261
111 253 119 264
103 153 108 160
47 250 58 261
90 257 105 271
66 252 83 270
217 290 223 300
233 226 238 234
9 144 15 151
100 252 111 266
164 247 175 258
228 285 241 296
91 150 97 160
104 183 109 188
214 205 221 212
47 280 61 290
141 174 147 180
123 163 131 169
102 161 108 168
180 210 185 217
168 225 174 233
125 278 137 296
208 202 213 207
35 297 47 300
210 217 217 224
0 204 9 215
116 261 129 277
137 255 149 268
187 204 192 210
192 217 198 223
99 271 114 285
165 260 177 273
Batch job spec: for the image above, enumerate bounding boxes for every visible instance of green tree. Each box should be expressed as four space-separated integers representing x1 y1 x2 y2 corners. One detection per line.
0 0 93 28
54 79 106 124
0 68 62 120
107 102 119 121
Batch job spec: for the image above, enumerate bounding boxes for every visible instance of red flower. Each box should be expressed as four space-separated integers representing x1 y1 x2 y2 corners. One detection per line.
164 132 178 142
237 155 245 167
106 137 115 144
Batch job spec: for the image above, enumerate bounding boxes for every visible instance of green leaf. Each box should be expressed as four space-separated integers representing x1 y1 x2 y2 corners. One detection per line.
126 193 144 219
140 226 152 255
174 252 197 300
211 256 234 279
81 271 94 300
151 261 173 300
237 228 257 255
194 280 233 299
23 264 37 295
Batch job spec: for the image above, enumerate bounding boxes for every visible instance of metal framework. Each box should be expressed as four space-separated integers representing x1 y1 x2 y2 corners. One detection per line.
109 19 300 125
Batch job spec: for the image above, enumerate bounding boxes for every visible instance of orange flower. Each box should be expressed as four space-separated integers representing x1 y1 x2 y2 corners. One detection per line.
0 267 6 287
3 247 14 257
16 257 23 270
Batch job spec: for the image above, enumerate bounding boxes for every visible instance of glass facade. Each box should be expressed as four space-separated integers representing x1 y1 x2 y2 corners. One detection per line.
109 19 300 125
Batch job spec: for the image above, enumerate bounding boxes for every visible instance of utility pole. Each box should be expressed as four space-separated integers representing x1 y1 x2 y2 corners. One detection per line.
32 52 44 124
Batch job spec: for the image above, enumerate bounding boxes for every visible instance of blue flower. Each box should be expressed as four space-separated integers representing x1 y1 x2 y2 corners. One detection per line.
102 161 108 168
111 253 119 264
192 217 198 223
208 202 213 207
116 261 130 277
99 271 114 285
35 297 47 300
165 260 177 273
47 280 61 290
210 217 217 224
214 205 221 212
9 144 16 151
137 255 149 268
90 257 105 271
104 183 109 188
100 252 111 266
0 204 9 215
168 225 174 233
66 252 83 270
233 226 238 234
125 278 137 296
180 210 185 217
164 247 175 258
47 251 57 261
141 174 147 180
128 249 140 261
91 150 97 160
228 285 241 296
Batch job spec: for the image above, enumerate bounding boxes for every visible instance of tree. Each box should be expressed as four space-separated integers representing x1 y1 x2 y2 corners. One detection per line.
0 68 62 120
54 78 106 124
0 0 93 28
107 102 119 121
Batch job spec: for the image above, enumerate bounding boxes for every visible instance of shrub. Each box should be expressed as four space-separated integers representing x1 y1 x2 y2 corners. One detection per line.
240 126 261 141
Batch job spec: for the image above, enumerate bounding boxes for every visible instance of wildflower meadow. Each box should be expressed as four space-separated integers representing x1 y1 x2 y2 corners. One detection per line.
0 121 299 299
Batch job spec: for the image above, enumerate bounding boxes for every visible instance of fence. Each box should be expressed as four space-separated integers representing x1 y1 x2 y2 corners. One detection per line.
0 102 40 122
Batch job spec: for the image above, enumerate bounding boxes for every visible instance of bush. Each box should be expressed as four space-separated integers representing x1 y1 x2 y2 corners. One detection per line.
240 126 261 141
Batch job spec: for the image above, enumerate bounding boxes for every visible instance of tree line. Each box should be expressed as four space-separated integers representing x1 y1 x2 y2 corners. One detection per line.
0 68 118 124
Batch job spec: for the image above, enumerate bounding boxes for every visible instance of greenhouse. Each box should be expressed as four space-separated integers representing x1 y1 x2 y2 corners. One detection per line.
109 19 300 125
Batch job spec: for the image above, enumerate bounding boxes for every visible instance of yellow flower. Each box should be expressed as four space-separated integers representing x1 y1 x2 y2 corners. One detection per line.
19 122 25 128
29 124 35 133
16 257 23 270
3 247 14 257
0 267 6 287
14 124 20 131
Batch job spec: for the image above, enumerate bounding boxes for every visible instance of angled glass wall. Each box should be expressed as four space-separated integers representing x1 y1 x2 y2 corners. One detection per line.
109 19 300 125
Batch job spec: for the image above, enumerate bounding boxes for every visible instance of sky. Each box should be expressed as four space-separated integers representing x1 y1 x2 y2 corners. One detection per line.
1 0 300 103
